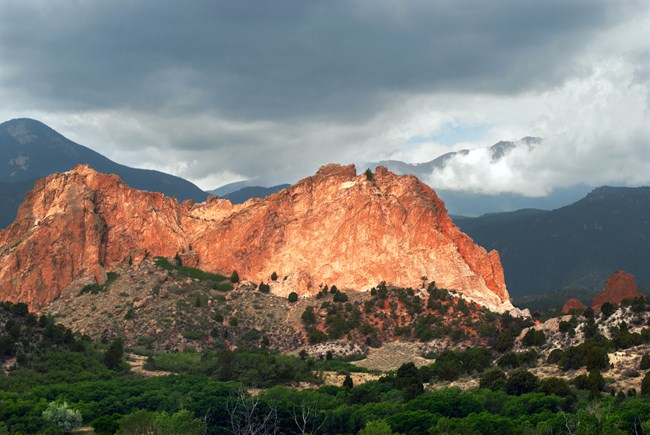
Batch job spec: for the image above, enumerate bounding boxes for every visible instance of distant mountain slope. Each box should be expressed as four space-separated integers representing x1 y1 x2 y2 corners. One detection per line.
208 180 253 197
0 179 37 227
0 118 208 227
456 186 650 296
223 184 291 204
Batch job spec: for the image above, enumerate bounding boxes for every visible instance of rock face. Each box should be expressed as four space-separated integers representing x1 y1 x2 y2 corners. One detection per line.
592 270 641 310
0 164 512 311
561 298 586 314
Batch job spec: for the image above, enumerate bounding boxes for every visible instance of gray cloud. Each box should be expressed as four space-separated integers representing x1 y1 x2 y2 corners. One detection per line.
0 0 648 190
1 1 634 118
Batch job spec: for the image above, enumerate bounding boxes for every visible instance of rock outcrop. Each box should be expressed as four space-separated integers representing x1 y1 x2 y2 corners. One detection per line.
0 164 512 311
561 298 586 314
592 270 642 310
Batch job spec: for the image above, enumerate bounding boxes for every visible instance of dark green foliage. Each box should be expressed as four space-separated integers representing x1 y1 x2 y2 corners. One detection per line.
479 369 507 391
497 350 538 369
258 282 271 293
301 306 317 326
288 292 298 303
574 369 605 393
555 338 611 371
506 370 539 396
307 328 328 344
333 291 348 303
78 272 120 296
271 271 278 281
376 281 388 299
631 296 646 313
494 332 515 353
642 372 650 396
413 314 437 341
395 362 424 400
422 348 493 383
559 320 573 334
584 346 609 371
123 307 136 320
639 353 650 370
230 270 240 283
522 328 546 347
103 338 124 370
11 303 28 316
364 168 374 181
174 252 183 267
343 374 354 389
228 316 239 327
91 414 121 435
537 377 574 399
547 348 563 364
154 256 228 282
600 302 616 318
117 409 206 435
583 318 599 339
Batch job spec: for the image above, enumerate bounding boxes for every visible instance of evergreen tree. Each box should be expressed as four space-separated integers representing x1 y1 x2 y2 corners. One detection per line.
104 338 124 370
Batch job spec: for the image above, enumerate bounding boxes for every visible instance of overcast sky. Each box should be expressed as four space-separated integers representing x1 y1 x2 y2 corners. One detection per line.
1 0 649 194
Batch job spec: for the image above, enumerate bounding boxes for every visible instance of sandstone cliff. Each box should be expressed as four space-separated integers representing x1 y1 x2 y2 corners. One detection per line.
592 270 642 310
0 164 512 311
561 298 586 314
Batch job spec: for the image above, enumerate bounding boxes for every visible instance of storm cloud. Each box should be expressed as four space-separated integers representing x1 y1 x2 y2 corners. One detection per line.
0 0 648 191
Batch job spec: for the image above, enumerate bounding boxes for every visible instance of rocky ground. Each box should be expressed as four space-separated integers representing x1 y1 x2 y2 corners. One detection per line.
39 258 650 396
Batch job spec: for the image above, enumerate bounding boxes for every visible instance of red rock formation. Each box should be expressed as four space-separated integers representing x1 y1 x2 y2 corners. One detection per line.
0 164 512 311
561 298 586 314
592 270 642 310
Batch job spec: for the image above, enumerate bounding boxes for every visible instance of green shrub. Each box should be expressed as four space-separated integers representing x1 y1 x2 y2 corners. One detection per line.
522 328 546 347
42 401 82 432
601 302 616 318
333 291 348 303
584 346 609 371
506 370 539 396
183 330 203 340
639 353 650 370
288 292 298 303
538 377 574 399
301 306 317 325
480 369 507 391
307 328 328 344
642 372 650 396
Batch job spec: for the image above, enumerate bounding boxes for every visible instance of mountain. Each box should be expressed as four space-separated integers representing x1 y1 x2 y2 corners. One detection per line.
367 137 541 177
0 164 511 312
223 184 291 204
208 180 253 197
0 178 38 227
208 182 292 204
0 118 208 227
456 186 650 296
363 137 591 216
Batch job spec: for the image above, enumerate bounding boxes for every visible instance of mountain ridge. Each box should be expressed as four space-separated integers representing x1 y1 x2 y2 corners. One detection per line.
0 163 512 312
456 185 650 295
0 118 209 226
